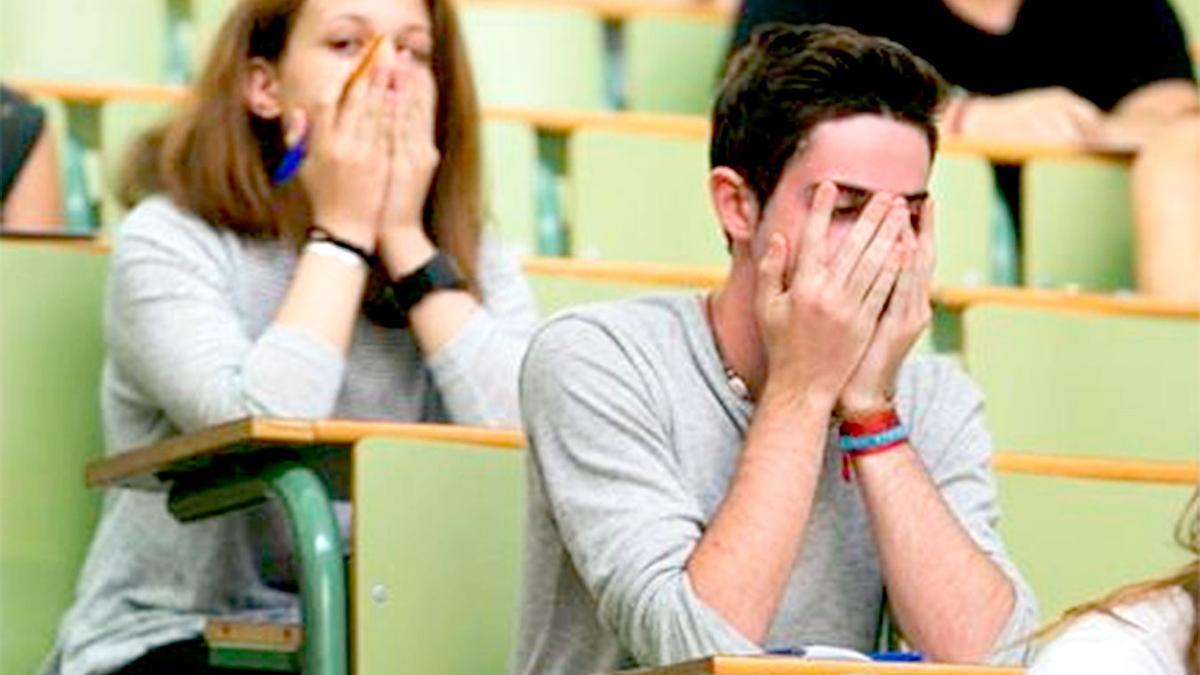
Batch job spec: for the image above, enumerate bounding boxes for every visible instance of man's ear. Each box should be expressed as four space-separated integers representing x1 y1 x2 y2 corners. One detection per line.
243 57 283 120
709 166 760 249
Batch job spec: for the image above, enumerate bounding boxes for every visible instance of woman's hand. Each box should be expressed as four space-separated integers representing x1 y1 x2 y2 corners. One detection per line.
292 65 396 251
377 54 442 277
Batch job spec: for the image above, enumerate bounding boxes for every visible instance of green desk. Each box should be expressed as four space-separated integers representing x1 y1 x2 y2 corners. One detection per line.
85 418 523 675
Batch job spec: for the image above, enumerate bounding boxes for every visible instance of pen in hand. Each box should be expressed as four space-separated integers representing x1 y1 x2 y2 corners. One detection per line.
273 34 387 185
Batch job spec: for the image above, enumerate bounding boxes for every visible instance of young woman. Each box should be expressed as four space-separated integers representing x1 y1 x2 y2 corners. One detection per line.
42 0 535 672
1030 490 1198 675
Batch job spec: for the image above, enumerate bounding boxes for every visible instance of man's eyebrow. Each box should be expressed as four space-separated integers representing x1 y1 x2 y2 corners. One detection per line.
830 181 928 201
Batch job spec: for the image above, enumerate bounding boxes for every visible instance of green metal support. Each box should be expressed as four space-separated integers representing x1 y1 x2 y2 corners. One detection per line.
265 464 348 675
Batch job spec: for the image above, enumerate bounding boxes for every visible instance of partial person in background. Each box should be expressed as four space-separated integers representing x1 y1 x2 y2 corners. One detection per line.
42 0 535 673
1030 489 1198 675
731 0 1200 301
1 84 64 229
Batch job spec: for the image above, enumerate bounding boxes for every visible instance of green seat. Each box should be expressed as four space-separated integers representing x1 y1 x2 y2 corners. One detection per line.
191 0 239 75
457 5 607 110
0 242 108 675
963 304 1200 459
965 303 1199 619
1022 160 1133 290
528 271 699 317
352 437 525 674
928 154 994 287
1169 0 1199 45
1 0 169 230
0 0 166 82
567 129 725 264
482 120 539 256
623 15 728 114
999 474 1192 622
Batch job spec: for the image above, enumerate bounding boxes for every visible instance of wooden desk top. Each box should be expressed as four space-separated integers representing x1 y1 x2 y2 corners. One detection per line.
0 230 111 253
523 257 1200 320
87 417 1198 491
617 655 1023 674
3 238 1194 321
8 78 1133 166
85 418 522 490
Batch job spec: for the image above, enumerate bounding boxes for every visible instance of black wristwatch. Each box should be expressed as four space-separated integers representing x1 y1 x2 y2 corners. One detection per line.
362 252 466 328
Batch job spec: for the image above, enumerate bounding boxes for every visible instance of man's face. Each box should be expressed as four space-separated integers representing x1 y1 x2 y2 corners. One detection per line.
752 114 933 266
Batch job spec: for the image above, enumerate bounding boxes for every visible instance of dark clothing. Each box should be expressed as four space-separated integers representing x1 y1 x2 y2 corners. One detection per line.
109 639 263 675
0 85 47 203
732 0 1197 112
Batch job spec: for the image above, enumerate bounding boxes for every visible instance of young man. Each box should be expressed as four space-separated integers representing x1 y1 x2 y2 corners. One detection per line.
513 25 1037 674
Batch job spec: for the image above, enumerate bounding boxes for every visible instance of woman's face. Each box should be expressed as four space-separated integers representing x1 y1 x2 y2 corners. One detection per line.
248 0 434 118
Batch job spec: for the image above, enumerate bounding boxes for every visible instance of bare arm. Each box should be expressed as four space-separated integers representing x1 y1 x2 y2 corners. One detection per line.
685 390 831 641
838 202 1023 663
1104 80 1200 148
688 185 909 640
855 446 1014 662
2 126 64 229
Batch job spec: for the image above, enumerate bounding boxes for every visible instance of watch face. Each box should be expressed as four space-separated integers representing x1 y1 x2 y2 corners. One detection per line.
362 273 409 328
360 253 465 329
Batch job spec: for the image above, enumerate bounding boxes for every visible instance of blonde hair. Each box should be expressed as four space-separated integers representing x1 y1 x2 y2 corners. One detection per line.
1033 489 1199 673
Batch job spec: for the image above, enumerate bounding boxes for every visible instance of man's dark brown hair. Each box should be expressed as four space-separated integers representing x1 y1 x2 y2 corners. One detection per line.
711 23 948 207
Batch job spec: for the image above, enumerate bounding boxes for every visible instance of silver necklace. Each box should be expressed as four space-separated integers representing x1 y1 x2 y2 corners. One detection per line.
703 293 752 402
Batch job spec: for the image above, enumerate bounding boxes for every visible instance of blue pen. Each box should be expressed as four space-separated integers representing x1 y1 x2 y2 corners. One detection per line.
869 651 924 662
272 135 308 185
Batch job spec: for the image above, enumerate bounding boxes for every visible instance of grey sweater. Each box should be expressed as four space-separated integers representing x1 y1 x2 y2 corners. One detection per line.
43 196 537 675
514 294 1038 674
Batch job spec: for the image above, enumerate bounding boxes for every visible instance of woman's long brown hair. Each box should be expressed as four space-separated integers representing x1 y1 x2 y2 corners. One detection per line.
122 0 483 288
1033 489 1199 673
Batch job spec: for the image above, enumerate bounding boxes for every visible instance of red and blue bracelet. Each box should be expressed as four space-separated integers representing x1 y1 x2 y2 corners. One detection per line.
837 407 909 482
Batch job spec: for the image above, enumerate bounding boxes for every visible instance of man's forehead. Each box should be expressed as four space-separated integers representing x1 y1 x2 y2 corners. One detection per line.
828 181 929 202
782 115 933 197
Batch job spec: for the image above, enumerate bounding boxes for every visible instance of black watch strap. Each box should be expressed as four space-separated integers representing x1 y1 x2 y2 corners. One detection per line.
391 251 466 311
362 252 465 328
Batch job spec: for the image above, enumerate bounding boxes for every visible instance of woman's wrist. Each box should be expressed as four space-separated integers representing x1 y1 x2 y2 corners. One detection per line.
306 226 378 267
378 226 437 279
311 220 377 253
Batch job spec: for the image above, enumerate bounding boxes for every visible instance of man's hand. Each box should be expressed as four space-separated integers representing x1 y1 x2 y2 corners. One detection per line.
838 199 934 414
755 182 907 410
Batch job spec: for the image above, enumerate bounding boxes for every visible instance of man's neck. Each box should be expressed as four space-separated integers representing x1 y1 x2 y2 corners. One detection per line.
709 262 768 400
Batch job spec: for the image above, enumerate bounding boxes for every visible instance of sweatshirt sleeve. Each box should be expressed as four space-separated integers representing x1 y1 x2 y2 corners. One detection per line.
424 233 538 427
520 315 761 667
105 200 346 433
902 356 1040 666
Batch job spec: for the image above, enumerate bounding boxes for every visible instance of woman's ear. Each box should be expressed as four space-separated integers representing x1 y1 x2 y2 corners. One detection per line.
709 166 760 249
243 57 283 120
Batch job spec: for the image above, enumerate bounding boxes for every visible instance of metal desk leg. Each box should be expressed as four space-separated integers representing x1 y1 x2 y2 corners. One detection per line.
266 465 348 675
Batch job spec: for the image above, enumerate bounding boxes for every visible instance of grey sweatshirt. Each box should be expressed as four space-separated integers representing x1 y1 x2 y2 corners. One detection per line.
43 196 537 675
514 294 1038 674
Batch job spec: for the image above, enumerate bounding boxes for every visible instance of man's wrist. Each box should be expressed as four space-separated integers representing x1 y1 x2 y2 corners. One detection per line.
837 390 893 418
760 380 837 419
